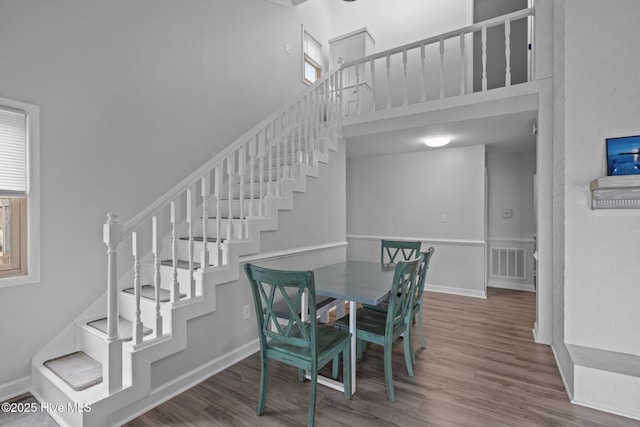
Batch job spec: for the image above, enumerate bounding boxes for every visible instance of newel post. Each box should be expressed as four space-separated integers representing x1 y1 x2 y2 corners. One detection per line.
103 212 123 394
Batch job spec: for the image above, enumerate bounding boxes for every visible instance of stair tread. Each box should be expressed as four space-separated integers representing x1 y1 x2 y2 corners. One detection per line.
160 259 202 270
123 284 187 302
43 351 102 391
87 316 153 341
179 236 224 243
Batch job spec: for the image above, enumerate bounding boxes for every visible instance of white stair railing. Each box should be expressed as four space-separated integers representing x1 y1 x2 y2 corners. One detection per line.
339 7 535 114
102 67 342 394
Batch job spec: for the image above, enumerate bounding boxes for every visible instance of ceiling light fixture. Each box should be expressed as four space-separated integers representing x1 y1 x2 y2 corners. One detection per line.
424 136 451 147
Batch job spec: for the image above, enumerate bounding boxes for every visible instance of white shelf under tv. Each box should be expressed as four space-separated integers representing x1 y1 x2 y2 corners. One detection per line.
590 175 640 209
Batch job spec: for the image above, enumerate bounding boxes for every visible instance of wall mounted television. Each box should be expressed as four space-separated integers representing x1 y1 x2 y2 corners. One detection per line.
606 135 640 176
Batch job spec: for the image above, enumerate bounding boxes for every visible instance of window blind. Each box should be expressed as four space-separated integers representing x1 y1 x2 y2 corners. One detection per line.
303 31 322 65
0 107 27 197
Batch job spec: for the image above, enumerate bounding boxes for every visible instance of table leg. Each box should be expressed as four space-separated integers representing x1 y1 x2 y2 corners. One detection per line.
349 300 356 395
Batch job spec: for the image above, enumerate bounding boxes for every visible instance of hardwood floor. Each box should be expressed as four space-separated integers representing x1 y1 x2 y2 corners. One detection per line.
126 288 640 426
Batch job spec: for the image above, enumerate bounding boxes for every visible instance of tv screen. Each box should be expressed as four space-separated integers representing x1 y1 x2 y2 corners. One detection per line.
606 135 640 176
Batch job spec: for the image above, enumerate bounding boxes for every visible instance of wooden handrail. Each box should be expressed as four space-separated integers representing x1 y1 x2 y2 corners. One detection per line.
341 7 534 69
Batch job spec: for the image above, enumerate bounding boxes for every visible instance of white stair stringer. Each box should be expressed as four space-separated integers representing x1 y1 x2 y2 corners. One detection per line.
29 133 341 427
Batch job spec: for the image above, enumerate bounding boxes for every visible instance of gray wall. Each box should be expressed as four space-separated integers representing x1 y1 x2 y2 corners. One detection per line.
346 145 487 296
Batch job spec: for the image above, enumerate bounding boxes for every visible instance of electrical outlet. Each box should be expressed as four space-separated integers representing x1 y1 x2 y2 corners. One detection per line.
501 209 513 218
243 304 251 320
440 213 447 223
284 43 291 54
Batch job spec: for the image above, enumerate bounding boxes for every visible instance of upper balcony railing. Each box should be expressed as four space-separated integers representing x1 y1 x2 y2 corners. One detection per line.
338 7 535 115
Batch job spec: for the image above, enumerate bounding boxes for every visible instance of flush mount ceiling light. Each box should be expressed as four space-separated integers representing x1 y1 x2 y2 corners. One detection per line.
424 136 451 147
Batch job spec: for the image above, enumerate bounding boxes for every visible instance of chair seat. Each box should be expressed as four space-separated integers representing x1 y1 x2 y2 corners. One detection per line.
334 308 404 342
268 324 350 361
271 296 337 320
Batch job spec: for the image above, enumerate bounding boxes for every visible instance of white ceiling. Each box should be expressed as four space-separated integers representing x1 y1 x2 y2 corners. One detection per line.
345 110 537 158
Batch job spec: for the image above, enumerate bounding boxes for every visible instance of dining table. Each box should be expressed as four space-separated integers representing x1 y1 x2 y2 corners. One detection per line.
301 260 396 396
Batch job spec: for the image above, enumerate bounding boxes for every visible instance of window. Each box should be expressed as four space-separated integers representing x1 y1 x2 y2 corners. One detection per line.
0 98 39 285
302 28 322 85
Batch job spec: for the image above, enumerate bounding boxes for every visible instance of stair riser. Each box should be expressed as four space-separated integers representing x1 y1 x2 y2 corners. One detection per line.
224 181 285 199
207 199 262 218
195 218 246 241
119 293 172 335
174 240 229 267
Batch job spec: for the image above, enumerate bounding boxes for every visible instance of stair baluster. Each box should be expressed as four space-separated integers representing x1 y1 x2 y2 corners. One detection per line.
385 54 391 109
370 59 376 112
201 174 211 267
170 201 180 304
282 113 289 180
267 124 273 198
226 154 234 242
258 131 265 216
402 49 408 106
213 167 222 264
460 32 467 95
152 215 163 337
275 115 282 196
439 38 445 99
505 19 511 87
482 26 488 91
249 136 256 216
186 188 196 297
239 143 246 239
420 44 426 103
132 231 144 345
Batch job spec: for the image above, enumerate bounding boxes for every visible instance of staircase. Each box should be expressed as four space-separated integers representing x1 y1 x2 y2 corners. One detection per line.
23 9 540 426
29 69 343 427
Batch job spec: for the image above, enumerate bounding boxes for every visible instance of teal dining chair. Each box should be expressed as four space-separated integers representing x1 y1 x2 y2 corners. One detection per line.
244 264 352 427
333 256 422 402
359 247 435 370
381 239 422 268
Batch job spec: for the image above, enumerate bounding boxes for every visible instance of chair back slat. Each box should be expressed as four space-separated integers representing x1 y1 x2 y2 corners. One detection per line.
413 247 435 309
381 239 422 268
245 264 317 351
385 256 422 334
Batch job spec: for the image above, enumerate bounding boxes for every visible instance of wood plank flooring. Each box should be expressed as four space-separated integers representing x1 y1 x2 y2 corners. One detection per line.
125 288 640 427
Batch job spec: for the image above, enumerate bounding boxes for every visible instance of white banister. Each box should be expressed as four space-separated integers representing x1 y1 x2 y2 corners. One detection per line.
239 143 246 237
336 7 534 111
226 154 234 242
249 137 256 215
132 231 143 345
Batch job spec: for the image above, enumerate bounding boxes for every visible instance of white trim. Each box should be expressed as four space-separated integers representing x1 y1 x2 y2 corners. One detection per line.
572 391 640 422
347 234 485 247
114 339 260 426
240 241 348 264
551 344 574 401
425 283 486 299
0 375 30 402
488 237 536 244
488 281 535 292
0 96 40 289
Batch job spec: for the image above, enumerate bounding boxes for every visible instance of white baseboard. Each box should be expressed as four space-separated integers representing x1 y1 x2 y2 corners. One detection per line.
488 282 535 292
112 339 260 426
551 344 574 401
425 283 486 299
0 376 30 403
572 396 640 422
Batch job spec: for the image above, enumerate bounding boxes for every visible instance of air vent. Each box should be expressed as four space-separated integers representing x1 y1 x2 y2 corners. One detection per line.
490 247 526 280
